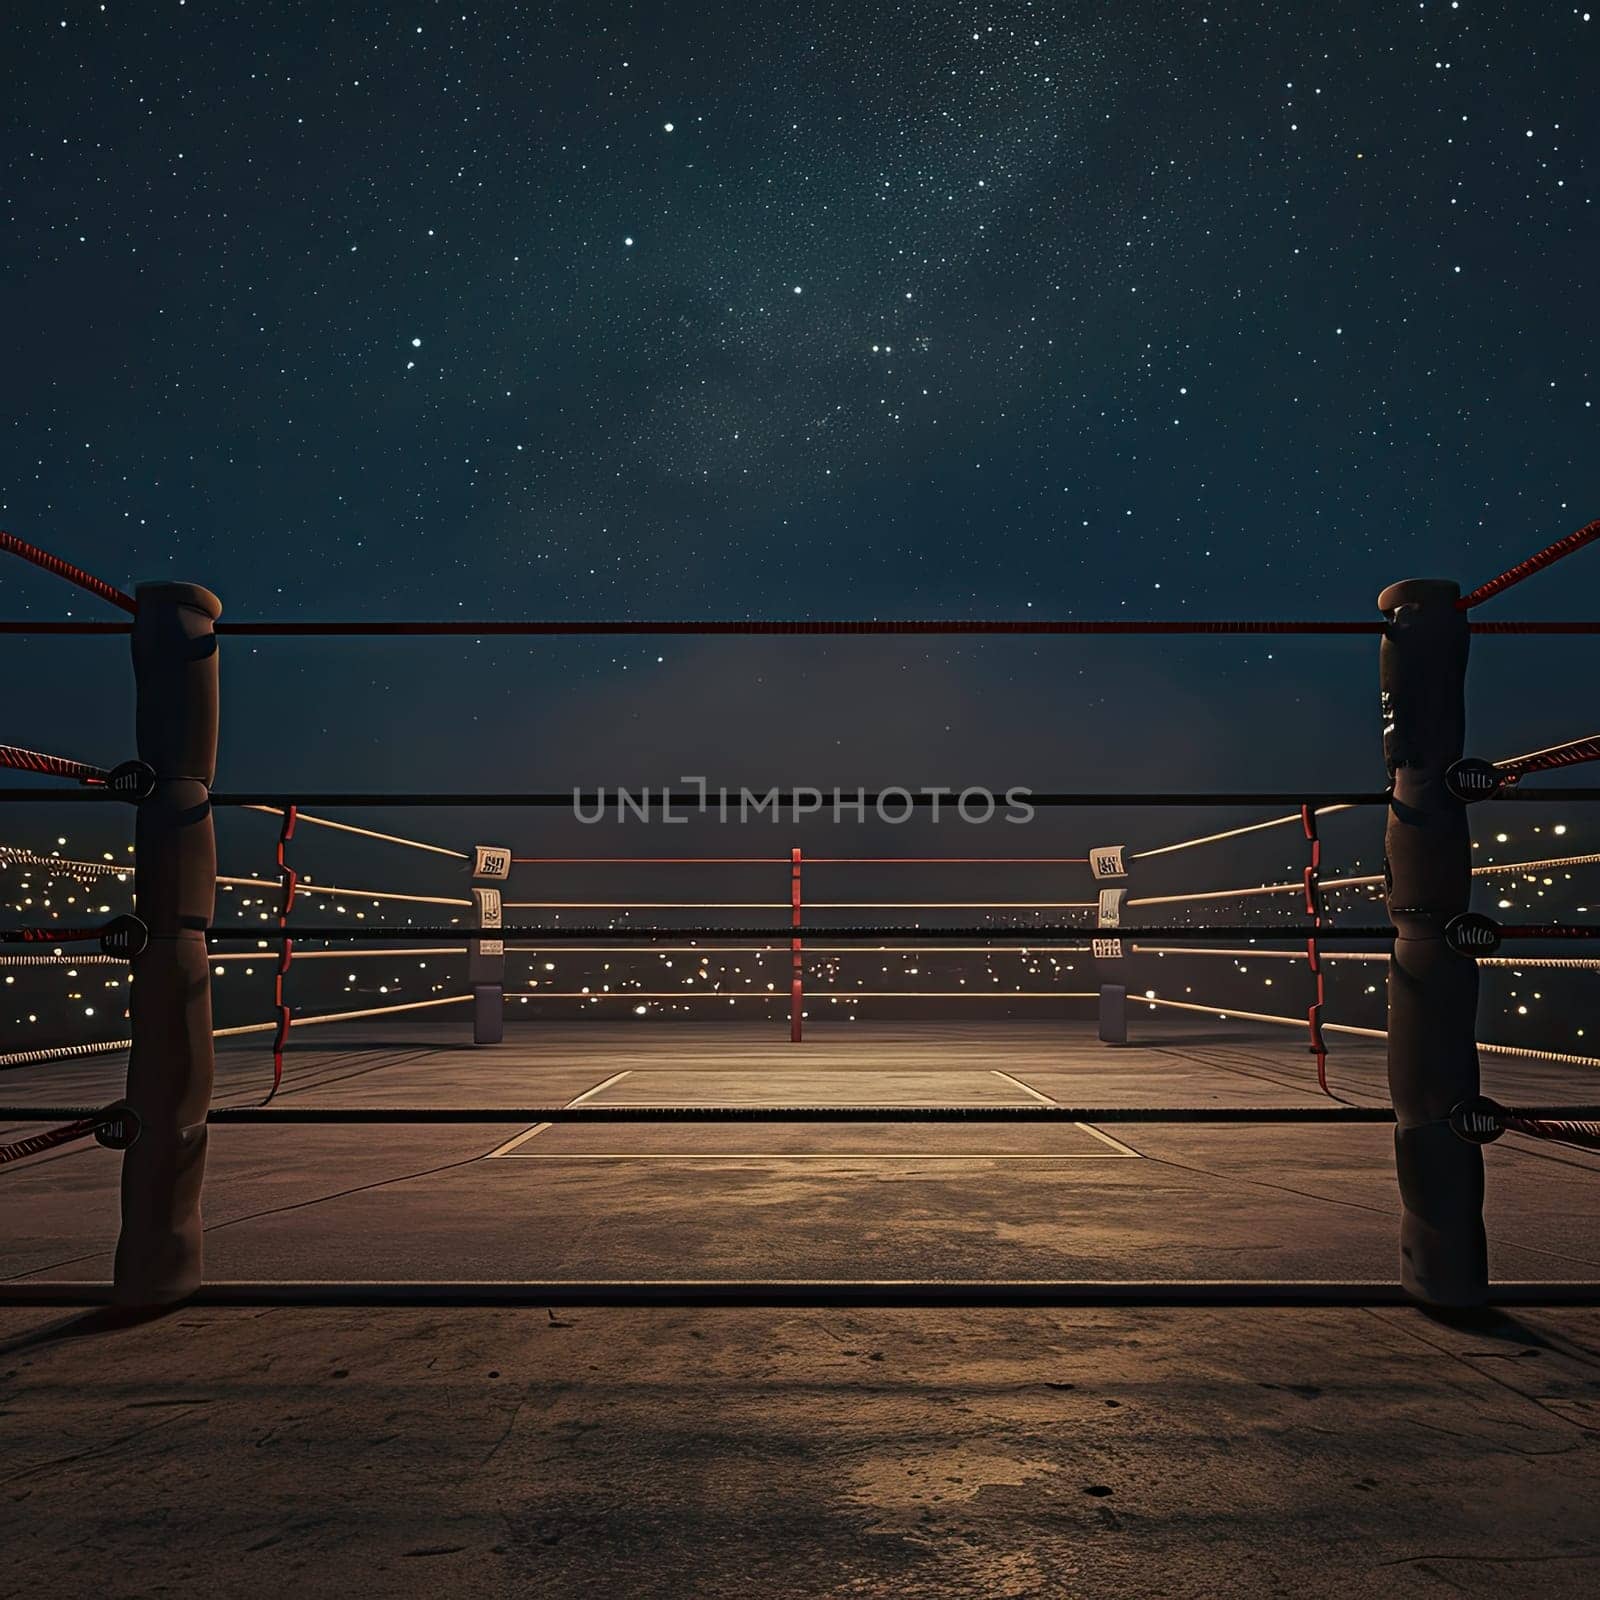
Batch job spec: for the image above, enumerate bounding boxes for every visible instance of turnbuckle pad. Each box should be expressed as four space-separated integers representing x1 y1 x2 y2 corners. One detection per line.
1449 1095 1504 1144
93 1102 141 1150
1445 757 1502 803
1445 912 1502 956
100 915 150 958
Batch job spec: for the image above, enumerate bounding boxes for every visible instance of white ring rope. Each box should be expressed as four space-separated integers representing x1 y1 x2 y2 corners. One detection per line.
209 947 466 963
0 994 471 1070
504 944 1095 954
218 876 471 908
1136 994 1600 1070
1133 944 1600 971
506 990 1101 1001
0 953 126 967
1130 806 1359 861
242 806 468 859
1127 851 1600 910
0 1037 132 1069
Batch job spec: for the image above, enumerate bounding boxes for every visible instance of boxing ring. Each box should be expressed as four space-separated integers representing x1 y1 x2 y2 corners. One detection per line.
2 523 1599 1309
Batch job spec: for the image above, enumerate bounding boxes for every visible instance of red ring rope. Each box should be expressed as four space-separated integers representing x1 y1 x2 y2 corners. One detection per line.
0 531 137 614
1497 735 1600 783
1459 520 1600 609
0 745 107 785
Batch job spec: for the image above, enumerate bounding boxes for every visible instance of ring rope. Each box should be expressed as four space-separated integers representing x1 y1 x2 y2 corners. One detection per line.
0 1104 1399 1127
0 530 137 614
30 788 1563 809
506 944 1096 954
207 922 1583 943
219 876 473 908
242 805 469 860
1132 730 1599 865
1130 808 1361 861
0 846 130 878
0 1104 134 1167
0 1036 132 1069
1497 735 1600 783
1138 994 1600 1070
1451 1098 1600 1153
1132 945 1600 970
0 744 106 785
508 855 1093 865
509 990 1101 1001
1302 804 1329 1094
1459 519 1600 610
1127 851 1600 909
0 994 473 1071
210 947 466 963
9 919 1596 950
0 953 128 967
502 900 1101 910
4 618 1600 637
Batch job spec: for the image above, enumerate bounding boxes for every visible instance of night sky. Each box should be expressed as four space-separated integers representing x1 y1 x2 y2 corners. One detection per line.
2 5 1597 1050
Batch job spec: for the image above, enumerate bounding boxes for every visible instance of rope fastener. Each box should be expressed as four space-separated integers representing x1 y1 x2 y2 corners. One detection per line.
93 1102 141 1150
103 760 157 801
1444 913 1502 956
99 915 149 958
1445 758 1503 803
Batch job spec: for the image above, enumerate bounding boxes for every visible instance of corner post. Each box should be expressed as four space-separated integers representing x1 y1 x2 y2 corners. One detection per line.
115 581 221 1306
1090 844 1128 1044
1378 577 1486 1306
470 845 509 1045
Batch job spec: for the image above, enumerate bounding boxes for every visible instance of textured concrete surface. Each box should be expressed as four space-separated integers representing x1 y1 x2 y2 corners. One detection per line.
4 1020 1600 1595
4 1303 1600 1598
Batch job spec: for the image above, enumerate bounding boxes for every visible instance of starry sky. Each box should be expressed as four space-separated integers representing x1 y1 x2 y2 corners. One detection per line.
2 5 1598 1056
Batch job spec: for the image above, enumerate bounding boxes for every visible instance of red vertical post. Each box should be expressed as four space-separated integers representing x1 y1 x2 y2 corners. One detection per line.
790 846 803 1042
266 804 299 1104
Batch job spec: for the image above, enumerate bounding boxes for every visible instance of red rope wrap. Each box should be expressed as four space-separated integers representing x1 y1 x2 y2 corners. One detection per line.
1497 735 1600 783
1459 519 1600 609
0 744 108 785
265 805 299 1104
1301 804 1328 1095
0 530 137 613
